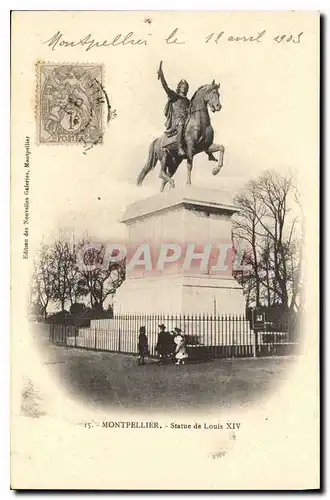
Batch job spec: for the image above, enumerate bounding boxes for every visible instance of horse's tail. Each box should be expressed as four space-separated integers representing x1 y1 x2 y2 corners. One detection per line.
137 139 158 186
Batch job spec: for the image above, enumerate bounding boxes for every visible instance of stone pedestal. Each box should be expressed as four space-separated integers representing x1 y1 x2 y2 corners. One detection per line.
114 185 246 315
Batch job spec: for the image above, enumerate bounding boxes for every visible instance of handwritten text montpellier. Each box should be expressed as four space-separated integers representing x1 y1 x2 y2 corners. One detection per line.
43 31 151 51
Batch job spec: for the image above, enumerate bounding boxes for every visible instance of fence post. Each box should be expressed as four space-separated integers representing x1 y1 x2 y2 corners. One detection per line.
253 330 258 358
118 327 121 352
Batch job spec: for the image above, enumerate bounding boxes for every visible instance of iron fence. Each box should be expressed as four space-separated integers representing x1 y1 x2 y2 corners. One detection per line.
49 313 299 359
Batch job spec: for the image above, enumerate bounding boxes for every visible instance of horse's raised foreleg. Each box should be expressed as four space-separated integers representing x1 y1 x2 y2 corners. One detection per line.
208 152 218 162
205 143 225 175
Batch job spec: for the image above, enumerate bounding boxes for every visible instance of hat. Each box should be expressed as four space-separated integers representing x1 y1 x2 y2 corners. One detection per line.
158 324 166 329
174 327 182 333
139 326 146 333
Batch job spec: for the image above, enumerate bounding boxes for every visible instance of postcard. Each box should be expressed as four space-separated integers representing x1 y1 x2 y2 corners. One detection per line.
11 11 320 490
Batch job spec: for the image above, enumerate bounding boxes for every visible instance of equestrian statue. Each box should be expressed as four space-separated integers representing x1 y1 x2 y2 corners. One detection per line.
137 61 225 192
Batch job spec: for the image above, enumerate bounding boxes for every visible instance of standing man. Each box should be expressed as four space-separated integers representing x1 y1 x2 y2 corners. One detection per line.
137 326 149 365
157 61 190 157
155 324 168 365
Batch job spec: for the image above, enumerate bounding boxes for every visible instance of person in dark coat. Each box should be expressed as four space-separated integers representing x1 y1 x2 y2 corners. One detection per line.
155 324 169 365
137 326 149 365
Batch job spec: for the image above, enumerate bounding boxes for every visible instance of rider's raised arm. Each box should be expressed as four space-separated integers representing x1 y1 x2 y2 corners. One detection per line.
159 68 176 99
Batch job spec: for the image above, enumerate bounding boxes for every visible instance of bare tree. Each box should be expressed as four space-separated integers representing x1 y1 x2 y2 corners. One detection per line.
252 172 292 307
233 180 266 307
31 232 126 316
287 187 305 313
80 259 125 311
75 240 126 311
233 170 303 313
50 234 78 311
259 235 273 307
31 244 53 318
66 240 89 307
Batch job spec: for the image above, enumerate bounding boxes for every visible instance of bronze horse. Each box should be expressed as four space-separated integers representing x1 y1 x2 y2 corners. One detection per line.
137 81 224 192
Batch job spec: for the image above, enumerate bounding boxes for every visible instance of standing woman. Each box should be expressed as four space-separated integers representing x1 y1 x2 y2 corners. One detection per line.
173 327 188 365
155 324 167 365
137 326 149 365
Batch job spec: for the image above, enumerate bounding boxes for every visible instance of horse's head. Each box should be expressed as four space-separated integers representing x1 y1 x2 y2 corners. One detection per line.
204 80 221 113
189 81 222 115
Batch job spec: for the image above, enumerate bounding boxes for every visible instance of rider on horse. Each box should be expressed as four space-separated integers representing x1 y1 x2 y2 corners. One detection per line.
157 61 190 157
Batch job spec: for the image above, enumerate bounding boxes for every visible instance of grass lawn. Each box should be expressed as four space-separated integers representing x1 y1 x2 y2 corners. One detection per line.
43 342 296 413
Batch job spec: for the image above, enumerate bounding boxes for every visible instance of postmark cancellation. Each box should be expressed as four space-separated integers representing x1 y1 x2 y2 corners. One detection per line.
36 63 104 144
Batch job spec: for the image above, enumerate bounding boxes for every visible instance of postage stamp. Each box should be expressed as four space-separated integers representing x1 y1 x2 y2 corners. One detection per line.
37 63 105 144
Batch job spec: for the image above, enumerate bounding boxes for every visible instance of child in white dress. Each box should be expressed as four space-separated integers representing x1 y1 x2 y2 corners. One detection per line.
173 327 188 365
